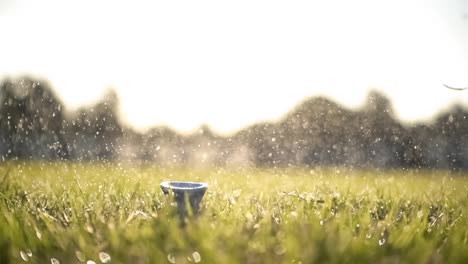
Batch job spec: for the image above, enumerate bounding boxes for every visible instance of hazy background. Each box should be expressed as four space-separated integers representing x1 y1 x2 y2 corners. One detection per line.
1 0 467 134
1 0 468 170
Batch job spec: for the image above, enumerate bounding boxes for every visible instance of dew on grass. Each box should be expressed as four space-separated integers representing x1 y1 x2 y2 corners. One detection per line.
366 233 372 239
417 210 423 219
86 224 94 233
51 258 60 264
354 224 361 235
99 252 111 263
167 254 176 264
319 220 324 225
20 250 29 261
26 249 32 257
192 251 201 263
36 230 42 240
378 238 386 246
87 260 96 264
75 251 86 262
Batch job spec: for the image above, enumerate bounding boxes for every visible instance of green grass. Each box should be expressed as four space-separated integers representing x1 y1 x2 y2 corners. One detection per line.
1 162 468 263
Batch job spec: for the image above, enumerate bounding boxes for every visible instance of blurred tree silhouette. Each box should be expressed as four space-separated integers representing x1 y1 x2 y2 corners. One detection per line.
66 89 123 160
1 76 468 171
0 77 68 160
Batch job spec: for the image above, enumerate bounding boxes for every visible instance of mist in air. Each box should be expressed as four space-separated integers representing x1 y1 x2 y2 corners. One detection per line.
1 76 468 171
1 0 468 133
2 1 468 264
0 0 467 170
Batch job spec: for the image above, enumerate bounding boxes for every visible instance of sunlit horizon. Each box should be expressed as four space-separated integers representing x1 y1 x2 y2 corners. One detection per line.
1 0 467 134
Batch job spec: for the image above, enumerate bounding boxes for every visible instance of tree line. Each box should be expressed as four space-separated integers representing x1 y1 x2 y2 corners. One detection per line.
1 76 467 170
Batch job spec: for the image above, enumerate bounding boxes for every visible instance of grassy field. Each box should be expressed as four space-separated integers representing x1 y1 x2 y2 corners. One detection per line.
0 162 468 263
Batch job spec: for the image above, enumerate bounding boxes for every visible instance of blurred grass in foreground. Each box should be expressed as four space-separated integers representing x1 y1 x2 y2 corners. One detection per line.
0 162 468 263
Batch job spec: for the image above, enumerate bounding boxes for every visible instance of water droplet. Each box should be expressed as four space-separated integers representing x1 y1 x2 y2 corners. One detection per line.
449 115 454 123
36 230 42 240
20 250 29 261
167 254 176 264
86 260 96 264
51 258 60 264
271 137 276 142
378 238 386 246
366 233 372 239
75 251 86 262
192 251 201 263
26 249 32 257
417 210 423 219
99 252 111 263
319 220 324 225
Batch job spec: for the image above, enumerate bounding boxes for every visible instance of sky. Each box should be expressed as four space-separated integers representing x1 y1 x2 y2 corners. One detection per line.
0 0 467 134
